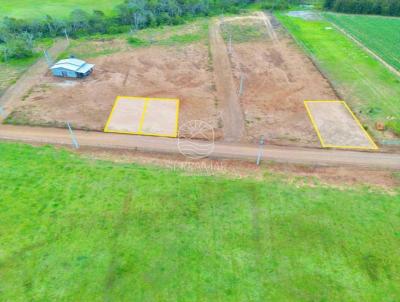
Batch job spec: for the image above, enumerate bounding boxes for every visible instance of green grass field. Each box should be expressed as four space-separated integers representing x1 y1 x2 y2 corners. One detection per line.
324 13 400 71
276 12 400 137
0 143 399 300
0 0 120 19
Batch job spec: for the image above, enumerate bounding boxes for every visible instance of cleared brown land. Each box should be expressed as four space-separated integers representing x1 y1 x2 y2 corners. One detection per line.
7 14 339 147
227 14 338 146
8 44 220 133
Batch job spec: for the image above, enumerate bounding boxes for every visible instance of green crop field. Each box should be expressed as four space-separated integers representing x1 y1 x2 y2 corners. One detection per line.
0 0 120 19
276 12 400 137
324 13 400 71
0 143 399 300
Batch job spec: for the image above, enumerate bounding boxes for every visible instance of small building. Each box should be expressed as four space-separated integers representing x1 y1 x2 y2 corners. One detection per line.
50 58 94 78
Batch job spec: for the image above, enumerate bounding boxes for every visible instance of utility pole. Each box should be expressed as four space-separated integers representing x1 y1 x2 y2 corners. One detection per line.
256 135 265 166
64 28 69 43
44 50 53 67
67 122 79 149
0 106 5 118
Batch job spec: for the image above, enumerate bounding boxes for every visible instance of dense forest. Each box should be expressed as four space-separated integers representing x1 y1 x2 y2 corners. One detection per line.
324 0 400 16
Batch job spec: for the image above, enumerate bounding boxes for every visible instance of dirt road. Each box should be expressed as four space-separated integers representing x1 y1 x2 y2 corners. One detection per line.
1 125 399 169
0 40 69 118
209 19 245 142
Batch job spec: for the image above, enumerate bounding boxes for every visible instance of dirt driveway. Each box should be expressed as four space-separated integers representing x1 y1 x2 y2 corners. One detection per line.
209 18 245 142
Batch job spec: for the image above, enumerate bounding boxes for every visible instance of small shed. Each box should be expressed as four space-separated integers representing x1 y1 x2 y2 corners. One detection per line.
50 58 94 78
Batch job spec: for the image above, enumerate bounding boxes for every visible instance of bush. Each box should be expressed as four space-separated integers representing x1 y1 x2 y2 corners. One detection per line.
1 38 34 61
387 119 400 136
127 36 149 47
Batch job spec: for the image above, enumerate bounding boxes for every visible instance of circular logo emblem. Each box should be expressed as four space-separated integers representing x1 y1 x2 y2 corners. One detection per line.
177 120 215 159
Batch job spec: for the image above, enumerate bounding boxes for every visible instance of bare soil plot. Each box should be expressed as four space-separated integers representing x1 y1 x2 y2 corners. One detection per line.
105 97 179 137
305 101 378 150
7 43 220 134
226 14 338 146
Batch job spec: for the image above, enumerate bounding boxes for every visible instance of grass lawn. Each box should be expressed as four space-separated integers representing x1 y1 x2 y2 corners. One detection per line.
324 13 400 71
276 12 400 137
0 143 399 301
0 0 120 19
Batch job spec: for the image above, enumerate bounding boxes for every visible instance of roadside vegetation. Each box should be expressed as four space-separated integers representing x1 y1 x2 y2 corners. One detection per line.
324 13 400 71
276 12 400 137
0 143 399 300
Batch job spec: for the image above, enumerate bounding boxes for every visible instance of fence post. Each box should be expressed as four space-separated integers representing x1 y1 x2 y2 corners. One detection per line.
228 34 232 55
238 74 245 96
67 122 79 149
256 135 265 166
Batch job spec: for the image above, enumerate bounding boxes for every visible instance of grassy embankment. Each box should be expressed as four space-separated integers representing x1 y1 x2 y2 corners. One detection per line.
0 142 399 301
0 0 119 19
276 12 400 137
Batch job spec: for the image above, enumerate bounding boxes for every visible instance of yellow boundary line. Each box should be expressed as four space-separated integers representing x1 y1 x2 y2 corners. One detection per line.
304 100 378 150
342 101 378 150
104 96 121 133
174 99 180 137
304 101 327 148
104 96 180 138
137 99 149 134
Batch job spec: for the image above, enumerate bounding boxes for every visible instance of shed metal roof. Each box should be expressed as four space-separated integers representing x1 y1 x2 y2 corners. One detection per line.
51 58 95 73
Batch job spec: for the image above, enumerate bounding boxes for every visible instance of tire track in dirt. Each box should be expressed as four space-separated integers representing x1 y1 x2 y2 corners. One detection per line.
209 19 245 142
258 12 278 43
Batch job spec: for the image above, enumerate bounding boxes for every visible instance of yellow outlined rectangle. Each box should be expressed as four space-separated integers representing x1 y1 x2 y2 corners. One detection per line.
304 100 378 150
104 96 180 138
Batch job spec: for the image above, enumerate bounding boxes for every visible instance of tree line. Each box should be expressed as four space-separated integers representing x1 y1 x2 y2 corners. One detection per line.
0 0 259 61
324 0 400 16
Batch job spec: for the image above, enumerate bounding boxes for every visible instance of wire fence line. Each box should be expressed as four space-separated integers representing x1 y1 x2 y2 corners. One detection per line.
220 18 246 98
